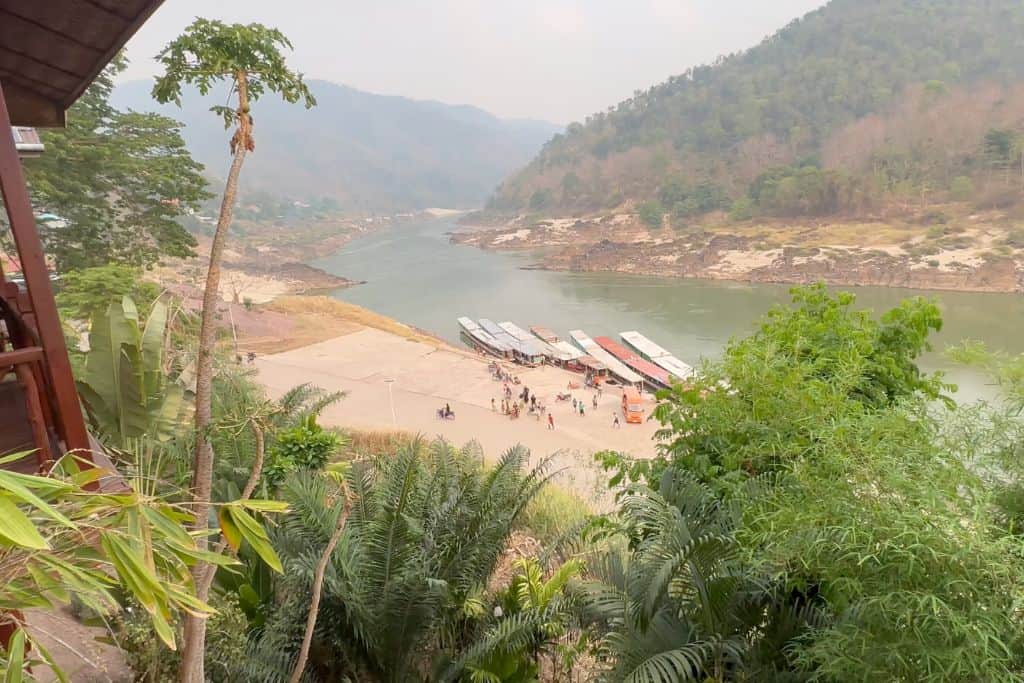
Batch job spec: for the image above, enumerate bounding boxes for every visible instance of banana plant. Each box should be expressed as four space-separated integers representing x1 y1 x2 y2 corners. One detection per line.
77 296 190 447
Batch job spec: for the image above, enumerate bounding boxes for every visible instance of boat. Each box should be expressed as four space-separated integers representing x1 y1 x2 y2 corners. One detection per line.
480 318 545 366
499 322 560 363
620 330 695 382
569 330 643 386
457 317 513 359
595 336 671 390
529 325 590 369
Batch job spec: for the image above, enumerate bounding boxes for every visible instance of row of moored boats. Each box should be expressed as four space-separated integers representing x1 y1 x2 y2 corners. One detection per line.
457 317 694 391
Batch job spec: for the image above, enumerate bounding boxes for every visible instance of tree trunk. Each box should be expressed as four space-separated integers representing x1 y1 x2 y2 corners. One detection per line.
287 494 350 683
178 72 252 683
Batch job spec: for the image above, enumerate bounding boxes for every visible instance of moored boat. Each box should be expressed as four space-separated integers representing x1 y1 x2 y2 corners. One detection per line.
595 336 671 390
569 330 643 386
620 330 695 381
458 317 513 359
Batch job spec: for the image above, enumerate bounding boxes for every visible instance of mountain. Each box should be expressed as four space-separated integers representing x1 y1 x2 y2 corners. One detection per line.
489 0 1024 221
112 79 561 211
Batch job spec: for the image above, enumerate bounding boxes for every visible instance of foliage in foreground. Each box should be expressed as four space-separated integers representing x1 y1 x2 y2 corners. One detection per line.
77 296 190 448
0 451 284 679
240 439 554 682
636 285 1023 681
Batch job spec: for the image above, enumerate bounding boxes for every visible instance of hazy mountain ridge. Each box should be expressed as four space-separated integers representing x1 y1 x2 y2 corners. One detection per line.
488 0 1024 221
113 79 561 211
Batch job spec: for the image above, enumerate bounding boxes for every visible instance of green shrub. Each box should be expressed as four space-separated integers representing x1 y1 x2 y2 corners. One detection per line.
927 259 941 267
950 175 974 201
264 414 342 488
118 593 247 683
926 225 946 239
637 200 665 228
243 439 552 681
518 483 591 544
729 196 756 221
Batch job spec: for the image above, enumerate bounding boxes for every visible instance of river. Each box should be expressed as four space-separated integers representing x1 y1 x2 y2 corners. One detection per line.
314 217 1023 404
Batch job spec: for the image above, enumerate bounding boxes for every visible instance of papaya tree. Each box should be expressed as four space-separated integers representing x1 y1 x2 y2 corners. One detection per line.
152 19 315 681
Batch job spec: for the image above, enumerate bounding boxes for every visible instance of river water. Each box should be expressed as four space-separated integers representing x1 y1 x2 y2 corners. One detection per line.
314 217 1023 404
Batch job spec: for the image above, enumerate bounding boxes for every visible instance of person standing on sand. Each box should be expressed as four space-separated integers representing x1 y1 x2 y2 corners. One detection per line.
613 414 620 429
548 413 554 430
491 398 496 412
592 394 598 408
579 403 585 417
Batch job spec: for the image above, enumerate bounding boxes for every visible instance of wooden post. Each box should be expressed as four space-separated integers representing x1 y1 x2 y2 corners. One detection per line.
0 84 92 461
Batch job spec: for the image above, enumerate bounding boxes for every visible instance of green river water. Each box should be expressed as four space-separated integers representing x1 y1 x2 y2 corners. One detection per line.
314 217 1023 404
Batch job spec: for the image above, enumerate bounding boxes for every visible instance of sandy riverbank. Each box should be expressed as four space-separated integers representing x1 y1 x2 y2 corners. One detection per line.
255 326 660 505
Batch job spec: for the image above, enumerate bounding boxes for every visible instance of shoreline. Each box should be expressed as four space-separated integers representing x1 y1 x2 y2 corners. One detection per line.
453 214 1024 295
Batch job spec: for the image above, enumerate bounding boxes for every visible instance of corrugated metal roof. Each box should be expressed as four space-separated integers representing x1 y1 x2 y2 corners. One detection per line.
595 336 671 387
621 330 695 381
569 330 643 384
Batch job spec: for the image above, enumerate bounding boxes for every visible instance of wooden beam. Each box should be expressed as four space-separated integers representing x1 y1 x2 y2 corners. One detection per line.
0 79 62 127
62 0 167 111
0 83 91 460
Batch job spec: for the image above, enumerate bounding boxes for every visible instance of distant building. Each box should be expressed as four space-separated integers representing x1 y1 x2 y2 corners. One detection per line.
12 127 43 157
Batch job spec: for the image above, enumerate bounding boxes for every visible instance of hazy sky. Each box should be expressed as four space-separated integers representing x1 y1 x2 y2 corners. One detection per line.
122 0 826 124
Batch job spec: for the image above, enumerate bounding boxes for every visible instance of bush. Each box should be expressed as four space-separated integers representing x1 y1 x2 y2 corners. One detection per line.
927 259 941 267
518 483 590 544
243 439 552 681
118 593 247 683
950 175 975 201
637 200 665 228
729 197 756 221
264 414 342 488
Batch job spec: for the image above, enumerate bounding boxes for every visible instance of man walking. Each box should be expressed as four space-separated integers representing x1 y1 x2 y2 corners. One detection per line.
547 413 555 430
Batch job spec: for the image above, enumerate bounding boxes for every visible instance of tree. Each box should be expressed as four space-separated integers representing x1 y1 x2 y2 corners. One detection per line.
640 286 1022 680
23 56 209 272
56 264 161 322
151 19 315 682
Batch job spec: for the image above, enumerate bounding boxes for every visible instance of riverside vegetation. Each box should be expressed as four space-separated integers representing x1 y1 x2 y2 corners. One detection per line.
6 7 1024 682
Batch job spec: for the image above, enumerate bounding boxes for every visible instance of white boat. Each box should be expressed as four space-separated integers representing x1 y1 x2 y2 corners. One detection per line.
569 330 643 385
620 330 695 381
499 321 560 361
458 317 513 358
480 318 545 365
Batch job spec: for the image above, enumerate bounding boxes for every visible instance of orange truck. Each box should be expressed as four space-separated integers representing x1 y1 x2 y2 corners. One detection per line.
621 386 645 424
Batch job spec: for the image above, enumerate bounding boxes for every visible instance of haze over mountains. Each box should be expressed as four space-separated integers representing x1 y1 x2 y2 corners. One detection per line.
490 0 1024 221
113 79 560 212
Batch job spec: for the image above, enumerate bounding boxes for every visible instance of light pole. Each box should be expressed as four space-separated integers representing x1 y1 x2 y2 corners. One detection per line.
384 378 396 427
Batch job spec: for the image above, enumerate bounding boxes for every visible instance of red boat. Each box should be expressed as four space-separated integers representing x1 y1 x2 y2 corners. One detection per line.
594 336 671 390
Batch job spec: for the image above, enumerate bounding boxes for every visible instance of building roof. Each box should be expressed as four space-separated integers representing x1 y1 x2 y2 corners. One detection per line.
0 0 166 127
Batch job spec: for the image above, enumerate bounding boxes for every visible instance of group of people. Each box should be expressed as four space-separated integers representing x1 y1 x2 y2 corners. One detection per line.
493 383 545 421
490 362 520 385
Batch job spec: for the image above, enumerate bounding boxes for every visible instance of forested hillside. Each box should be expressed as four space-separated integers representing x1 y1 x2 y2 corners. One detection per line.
113 79 559 211
490 0 1024 222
